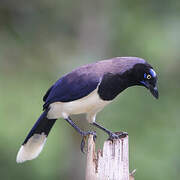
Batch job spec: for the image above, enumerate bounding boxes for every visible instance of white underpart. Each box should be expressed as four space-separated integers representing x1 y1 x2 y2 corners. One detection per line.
47 88 112 123
16 133 47 163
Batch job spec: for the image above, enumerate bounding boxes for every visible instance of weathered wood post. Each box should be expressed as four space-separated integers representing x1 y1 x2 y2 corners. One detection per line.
86 134 134 180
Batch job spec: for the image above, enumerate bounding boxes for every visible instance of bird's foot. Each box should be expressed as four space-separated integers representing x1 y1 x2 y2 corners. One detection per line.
80 131 97 153
108 131 128 141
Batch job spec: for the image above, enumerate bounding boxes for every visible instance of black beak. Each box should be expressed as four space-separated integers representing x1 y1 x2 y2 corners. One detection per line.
149 85 159 99
141 81 159 99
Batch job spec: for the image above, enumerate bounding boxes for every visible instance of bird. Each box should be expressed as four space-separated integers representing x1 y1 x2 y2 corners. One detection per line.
16 57 159 163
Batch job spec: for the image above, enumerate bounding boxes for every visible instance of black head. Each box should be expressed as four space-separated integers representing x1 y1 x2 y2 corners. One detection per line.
131 63 159 99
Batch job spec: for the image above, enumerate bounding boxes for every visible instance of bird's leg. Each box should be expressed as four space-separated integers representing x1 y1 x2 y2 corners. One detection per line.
92 122 128 140
64 117 96 153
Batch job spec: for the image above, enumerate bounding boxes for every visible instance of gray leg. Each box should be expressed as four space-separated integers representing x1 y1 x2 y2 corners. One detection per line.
92 122 128 140
64 117 96 152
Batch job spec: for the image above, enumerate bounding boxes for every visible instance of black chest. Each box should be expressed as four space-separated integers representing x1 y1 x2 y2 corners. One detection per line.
97 73 127 101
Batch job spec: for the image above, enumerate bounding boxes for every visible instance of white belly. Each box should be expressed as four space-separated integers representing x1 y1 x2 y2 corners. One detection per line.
47 88 111 122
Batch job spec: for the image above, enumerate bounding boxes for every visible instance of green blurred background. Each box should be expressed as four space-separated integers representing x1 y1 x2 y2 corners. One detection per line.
0 0 180 179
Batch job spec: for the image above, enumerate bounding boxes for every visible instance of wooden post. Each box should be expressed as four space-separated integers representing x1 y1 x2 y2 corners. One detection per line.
86 134 133 180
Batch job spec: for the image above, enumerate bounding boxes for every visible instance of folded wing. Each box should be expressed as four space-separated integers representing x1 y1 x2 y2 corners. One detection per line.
43 70 100 109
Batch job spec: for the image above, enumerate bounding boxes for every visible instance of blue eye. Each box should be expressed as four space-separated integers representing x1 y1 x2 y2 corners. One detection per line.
144 73 152 80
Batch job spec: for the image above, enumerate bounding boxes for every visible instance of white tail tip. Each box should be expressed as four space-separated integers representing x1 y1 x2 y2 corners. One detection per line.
16 133 47 163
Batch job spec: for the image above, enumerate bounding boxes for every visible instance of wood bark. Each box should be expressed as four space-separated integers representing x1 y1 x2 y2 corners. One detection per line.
86 134 132 180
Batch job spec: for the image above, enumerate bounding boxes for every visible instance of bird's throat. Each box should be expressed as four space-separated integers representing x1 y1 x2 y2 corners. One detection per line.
98 73 129 101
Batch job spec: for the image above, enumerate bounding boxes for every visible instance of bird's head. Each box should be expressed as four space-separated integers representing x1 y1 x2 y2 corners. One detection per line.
132 63 159 99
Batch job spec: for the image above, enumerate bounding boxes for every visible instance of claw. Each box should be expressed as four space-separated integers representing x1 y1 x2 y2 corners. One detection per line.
80 131 97 153
116 131 128 138
80 136 86 153
108 131 128 141
93 133 97 142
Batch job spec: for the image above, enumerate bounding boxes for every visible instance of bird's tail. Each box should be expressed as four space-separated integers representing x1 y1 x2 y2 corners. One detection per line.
16 110 56 163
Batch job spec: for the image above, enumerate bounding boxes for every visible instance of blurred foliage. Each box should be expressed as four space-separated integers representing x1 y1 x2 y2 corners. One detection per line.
1 0 180 180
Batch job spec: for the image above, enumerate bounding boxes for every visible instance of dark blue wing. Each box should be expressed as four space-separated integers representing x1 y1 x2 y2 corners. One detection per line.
43 70 100 109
